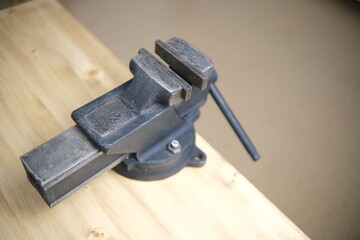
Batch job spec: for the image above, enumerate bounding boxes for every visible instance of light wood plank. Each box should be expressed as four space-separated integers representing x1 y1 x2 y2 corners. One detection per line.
0 1 309 239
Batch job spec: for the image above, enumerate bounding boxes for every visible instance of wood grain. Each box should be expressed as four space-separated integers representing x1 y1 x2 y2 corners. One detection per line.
0 1 309 239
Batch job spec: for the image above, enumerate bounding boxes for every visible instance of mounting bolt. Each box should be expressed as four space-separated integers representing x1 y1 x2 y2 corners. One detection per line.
168 140 181 154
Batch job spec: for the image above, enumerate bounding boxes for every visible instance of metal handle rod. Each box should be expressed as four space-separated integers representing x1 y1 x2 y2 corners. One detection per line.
209 83 260 161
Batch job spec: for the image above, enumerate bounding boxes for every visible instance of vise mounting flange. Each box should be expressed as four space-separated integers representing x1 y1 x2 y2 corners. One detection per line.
20 37 260 207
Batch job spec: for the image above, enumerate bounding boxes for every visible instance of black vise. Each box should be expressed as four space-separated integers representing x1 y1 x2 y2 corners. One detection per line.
20 37 260 207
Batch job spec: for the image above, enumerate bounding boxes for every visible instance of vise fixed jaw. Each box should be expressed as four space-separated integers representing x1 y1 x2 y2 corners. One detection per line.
20 37 259 207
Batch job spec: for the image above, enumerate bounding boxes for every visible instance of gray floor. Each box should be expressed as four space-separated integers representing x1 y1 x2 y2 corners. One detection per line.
5 0 360 239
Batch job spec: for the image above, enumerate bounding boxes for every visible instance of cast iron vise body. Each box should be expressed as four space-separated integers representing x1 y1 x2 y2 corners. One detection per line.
20 38 260 207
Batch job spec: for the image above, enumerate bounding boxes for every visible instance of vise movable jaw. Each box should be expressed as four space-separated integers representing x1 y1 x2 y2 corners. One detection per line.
20 38 260 207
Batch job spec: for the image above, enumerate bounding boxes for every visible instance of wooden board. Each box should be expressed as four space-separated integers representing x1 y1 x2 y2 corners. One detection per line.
0 1 309 239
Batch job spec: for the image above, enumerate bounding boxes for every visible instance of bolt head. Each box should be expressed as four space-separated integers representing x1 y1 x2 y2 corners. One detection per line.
168 140 181 154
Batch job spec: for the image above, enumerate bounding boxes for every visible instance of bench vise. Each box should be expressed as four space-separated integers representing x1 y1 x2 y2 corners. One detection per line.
20 37 260 207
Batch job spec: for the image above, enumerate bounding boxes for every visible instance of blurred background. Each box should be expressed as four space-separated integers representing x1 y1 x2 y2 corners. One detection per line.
2 0 360 239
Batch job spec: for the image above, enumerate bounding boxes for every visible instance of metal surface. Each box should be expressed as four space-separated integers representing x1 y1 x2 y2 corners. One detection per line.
168 140 181 154
210 84 260 161
155 38 214 90
20 126 125 207
20 37 259 207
